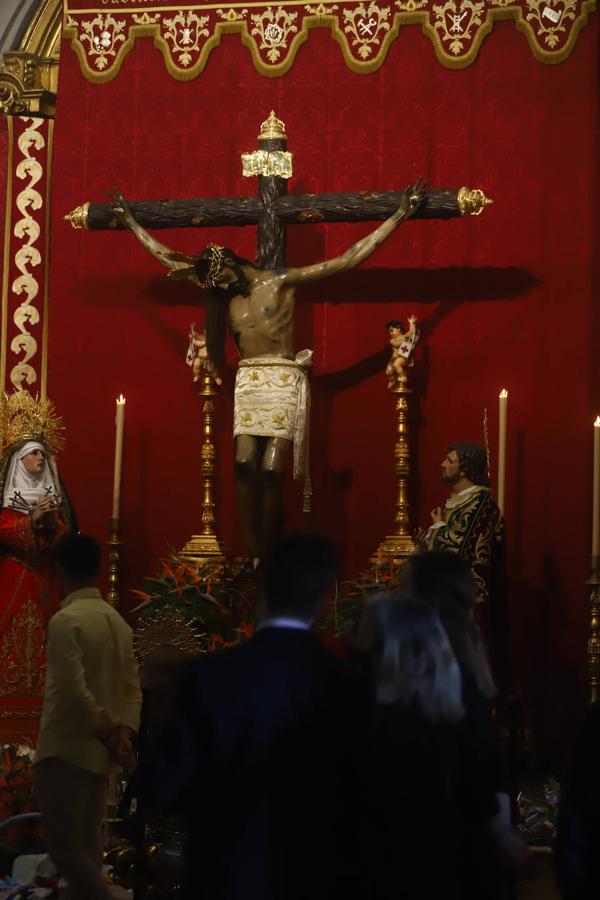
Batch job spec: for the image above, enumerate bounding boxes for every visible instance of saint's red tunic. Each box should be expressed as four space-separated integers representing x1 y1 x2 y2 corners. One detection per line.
0 509 68 746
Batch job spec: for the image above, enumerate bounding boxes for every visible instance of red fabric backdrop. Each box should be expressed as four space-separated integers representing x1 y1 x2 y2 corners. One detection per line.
47 20 599 753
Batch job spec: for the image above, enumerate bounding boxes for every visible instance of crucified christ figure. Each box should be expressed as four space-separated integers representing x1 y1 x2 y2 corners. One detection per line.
110 180 425 569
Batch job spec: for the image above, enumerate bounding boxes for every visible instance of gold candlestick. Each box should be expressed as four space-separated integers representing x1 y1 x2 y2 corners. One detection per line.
372 317 420 567
180 372 227 568
107 516 121 607
587 555 600 702
372 380 416 564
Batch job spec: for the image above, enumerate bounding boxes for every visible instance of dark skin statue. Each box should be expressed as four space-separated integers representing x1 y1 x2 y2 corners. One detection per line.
110 181 426 566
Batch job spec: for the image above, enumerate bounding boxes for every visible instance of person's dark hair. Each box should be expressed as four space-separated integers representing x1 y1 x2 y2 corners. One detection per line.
386 319 405 330
448 441 489 486
263 531 336 620
195 248 253 365
407 550 476 612
55 533 101 581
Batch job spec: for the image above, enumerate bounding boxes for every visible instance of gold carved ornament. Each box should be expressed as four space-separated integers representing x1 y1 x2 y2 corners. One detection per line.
241 150 293 178
242 111 293 177
457 186 494 216
258 110 287 141
134 609 204 662
0 0 61 117
0 391 64 455
63 202 91 230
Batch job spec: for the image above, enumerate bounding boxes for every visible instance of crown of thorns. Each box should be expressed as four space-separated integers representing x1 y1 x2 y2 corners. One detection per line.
198 243 226 288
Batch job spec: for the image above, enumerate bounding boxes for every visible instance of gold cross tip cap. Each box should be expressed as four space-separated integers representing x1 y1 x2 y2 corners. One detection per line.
457 187 494 217
258 111 287 142
64 202 90 229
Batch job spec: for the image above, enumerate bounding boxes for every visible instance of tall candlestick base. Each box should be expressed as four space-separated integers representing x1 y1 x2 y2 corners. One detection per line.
587 554 600 702
107 517 121 607
180 372 227 570
371 381 416 567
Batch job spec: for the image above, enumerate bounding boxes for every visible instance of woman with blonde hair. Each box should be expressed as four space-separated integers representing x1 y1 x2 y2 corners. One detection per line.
371 592 464 721
403 550 531 897
363 592 498 900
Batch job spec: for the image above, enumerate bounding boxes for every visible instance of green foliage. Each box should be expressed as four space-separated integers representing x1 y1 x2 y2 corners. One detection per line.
133 552 256 649
318 557 405 639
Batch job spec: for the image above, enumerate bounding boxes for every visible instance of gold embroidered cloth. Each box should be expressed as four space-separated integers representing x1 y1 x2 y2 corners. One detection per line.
63 0 596 80
425 485 504 604
233 351 312 485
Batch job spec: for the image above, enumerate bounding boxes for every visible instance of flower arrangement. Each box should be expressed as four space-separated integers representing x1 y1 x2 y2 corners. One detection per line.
132 552 256 649
133 552 406 651
0 745 43 861
317 557 405 640
516 778 561 845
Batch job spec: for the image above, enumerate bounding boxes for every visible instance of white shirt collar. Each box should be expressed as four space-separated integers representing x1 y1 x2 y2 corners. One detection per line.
445 484 487 509
61 586 103 608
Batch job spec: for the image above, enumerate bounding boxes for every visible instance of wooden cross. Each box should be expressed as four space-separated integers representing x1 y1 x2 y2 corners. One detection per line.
65 111 492 269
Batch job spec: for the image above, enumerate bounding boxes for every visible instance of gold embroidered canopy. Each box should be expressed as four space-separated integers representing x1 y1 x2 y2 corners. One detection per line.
63 0 596 80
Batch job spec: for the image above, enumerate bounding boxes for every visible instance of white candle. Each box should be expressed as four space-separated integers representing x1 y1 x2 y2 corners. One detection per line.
593 416 600 557
112 395 126 520
497 389 508 514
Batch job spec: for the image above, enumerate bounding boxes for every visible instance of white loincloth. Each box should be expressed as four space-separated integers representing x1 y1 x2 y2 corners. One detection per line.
233 350 312 509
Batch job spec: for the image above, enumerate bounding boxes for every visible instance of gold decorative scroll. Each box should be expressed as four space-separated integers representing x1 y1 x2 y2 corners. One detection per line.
63 0 596 81
11 120 43 392
1 116 53 398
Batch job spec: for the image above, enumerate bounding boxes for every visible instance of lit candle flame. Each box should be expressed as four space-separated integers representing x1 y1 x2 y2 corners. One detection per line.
117 394 126 404
595 415 600 427
499 389 508 399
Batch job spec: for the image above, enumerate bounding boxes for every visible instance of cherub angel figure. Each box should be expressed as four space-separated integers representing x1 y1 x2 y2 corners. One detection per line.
385 315 420 388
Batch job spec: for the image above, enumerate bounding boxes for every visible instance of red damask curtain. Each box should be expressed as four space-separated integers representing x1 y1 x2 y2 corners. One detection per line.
46 19 599 752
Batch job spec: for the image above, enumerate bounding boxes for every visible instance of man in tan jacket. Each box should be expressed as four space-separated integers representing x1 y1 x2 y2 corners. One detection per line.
35 534 142 900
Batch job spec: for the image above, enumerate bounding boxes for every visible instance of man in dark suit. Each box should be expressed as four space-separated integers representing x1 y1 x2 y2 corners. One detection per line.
145 532 370 900
554 702 600 899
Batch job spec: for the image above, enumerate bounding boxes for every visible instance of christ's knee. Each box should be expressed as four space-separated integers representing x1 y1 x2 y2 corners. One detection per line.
235 455 258 483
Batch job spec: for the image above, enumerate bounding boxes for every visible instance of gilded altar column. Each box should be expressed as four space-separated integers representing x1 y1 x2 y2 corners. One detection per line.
106 521 122 607
587 558 600 702
180 372 227 568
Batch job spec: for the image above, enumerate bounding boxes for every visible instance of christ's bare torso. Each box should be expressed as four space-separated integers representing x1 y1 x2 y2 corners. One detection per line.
229 270 296 359
109 182 424 561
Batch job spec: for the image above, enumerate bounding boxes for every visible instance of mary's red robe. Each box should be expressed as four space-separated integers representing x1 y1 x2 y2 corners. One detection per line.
0 509 68 746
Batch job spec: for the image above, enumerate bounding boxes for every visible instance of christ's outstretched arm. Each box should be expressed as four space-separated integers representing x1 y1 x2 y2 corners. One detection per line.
108 189 198 280
281 179 426 286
